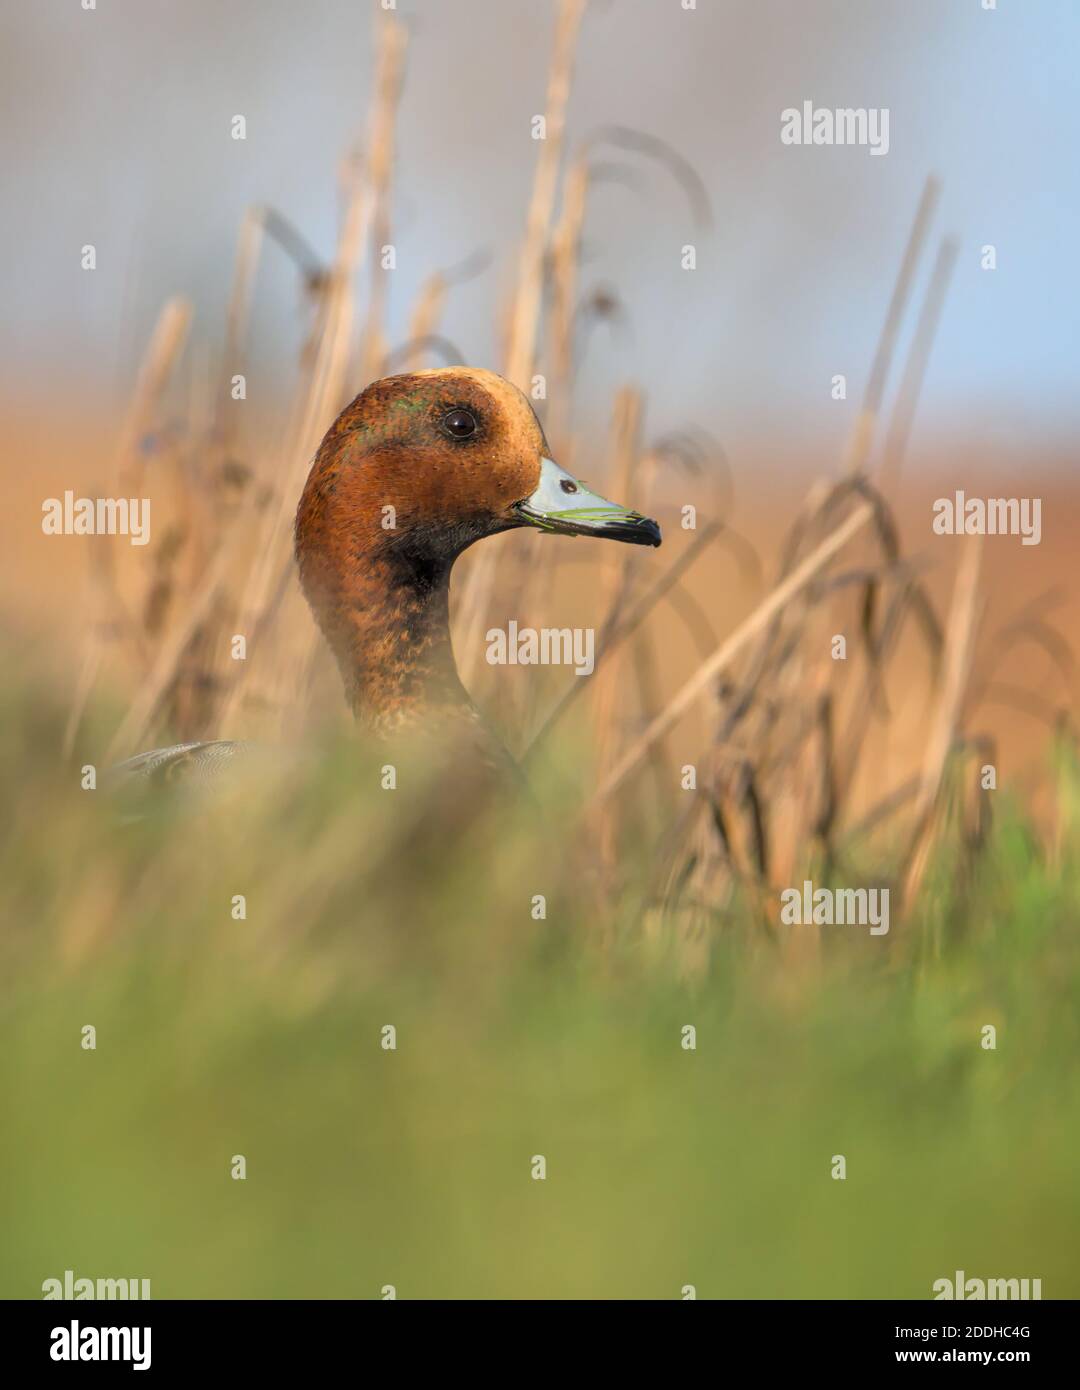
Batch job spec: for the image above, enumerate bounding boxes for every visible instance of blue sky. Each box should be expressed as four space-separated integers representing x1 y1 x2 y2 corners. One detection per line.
5 0 1078 477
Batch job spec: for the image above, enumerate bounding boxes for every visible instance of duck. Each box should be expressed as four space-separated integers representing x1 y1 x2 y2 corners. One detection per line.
110 367 661 786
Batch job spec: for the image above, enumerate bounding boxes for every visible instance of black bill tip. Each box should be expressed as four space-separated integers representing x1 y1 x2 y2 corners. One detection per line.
597 513 663 547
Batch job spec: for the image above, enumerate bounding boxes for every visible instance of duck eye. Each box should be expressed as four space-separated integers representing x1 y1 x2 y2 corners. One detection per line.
442 408 477 440
560 479 578 494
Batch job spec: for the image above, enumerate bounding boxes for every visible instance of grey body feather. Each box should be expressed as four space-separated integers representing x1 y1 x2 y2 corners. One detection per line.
105 740 254 790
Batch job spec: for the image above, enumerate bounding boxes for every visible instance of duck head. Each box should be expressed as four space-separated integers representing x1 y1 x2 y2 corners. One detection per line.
295 367 661 731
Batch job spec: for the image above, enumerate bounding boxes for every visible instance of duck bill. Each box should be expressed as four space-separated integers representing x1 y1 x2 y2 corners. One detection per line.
513 456 662 547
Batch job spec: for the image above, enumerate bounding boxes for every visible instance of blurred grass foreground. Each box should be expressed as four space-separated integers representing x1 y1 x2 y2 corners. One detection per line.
1 673 1079 1300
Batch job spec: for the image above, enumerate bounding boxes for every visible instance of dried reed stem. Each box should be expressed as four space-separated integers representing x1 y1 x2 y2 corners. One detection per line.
588 387 643 862
457 0 585 685
901 534 984 906
116 296 193 497
104 543 233 762
66 298 192 753
504 0 585 391
216 204 266 453
878 236 959 493
591 503 875 806
357 10 408 385
548 152 589 452
525 527 723 756
844 174 941 476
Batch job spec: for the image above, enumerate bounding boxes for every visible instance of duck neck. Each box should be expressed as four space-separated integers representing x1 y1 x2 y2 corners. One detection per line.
305 541 472 734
